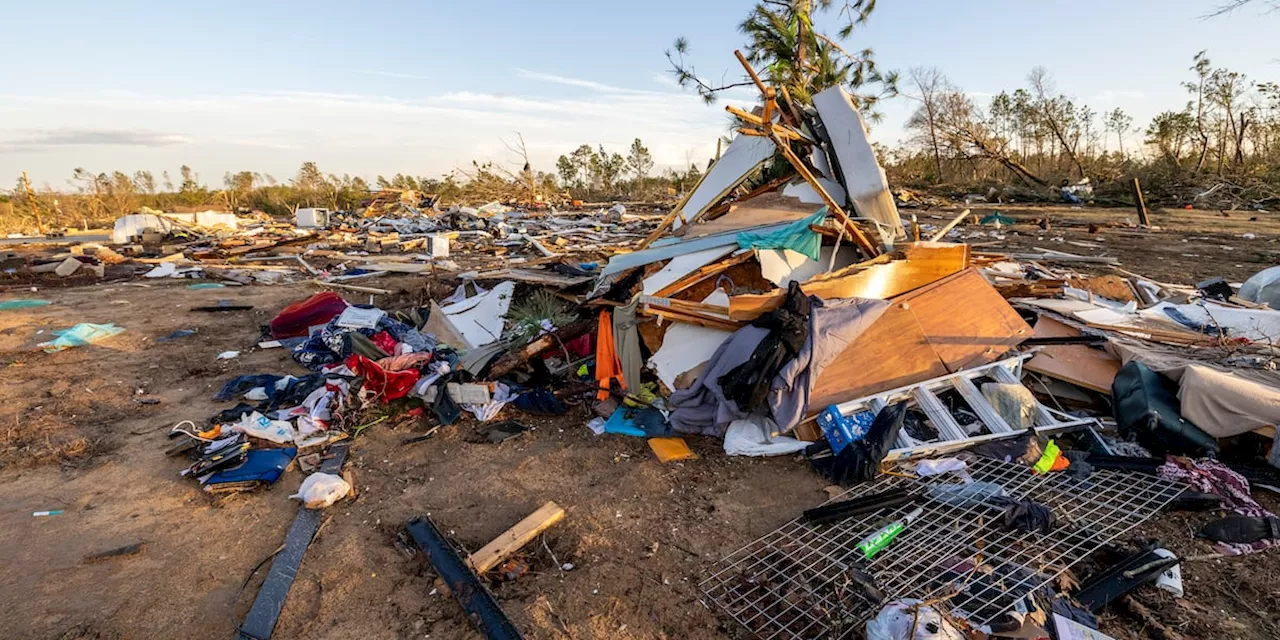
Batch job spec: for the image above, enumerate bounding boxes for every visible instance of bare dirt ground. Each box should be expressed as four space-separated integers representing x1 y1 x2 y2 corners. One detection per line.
1 207 1278 640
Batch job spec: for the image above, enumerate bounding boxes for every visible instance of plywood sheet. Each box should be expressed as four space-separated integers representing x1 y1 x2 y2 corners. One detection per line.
1025 316 1121 394
808 269 1030 410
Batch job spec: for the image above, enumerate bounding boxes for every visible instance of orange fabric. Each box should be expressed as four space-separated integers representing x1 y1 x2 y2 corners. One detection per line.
596 310 623 400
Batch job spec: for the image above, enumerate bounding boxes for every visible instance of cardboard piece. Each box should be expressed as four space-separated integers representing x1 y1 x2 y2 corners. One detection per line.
649 437 699 463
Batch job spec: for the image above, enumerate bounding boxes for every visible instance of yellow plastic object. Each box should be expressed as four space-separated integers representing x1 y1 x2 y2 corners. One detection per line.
648 437 699 463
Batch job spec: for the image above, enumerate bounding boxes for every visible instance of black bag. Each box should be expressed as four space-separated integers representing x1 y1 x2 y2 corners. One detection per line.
1111 362 1217 457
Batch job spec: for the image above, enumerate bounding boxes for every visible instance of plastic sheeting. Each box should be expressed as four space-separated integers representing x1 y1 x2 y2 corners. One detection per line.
38 323 125 352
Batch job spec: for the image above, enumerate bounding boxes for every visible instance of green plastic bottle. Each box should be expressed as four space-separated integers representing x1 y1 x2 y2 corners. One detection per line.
856 506 923 560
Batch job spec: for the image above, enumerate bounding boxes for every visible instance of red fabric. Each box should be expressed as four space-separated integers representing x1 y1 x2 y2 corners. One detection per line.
345 354 420 401
269 292 348 338
543 333 594 361
595 310 623 400
377 352 434 372
370 330 399 354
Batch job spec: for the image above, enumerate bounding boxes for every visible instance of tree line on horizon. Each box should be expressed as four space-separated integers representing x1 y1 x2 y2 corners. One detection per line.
0 137 709 232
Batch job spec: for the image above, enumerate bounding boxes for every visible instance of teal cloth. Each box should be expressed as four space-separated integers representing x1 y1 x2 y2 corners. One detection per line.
736 207 827 261
39 323 125 352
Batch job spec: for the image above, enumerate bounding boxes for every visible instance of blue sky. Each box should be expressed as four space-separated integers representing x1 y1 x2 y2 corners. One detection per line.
1 0 1276 190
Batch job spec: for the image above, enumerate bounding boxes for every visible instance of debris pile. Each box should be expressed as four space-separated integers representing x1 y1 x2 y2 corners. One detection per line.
9 49 1280 640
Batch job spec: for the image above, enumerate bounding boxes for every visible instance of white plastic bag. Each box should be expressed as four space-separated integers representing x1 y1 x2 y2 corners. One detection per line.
290 472 351 509
724 415 810 457
235 411 298 444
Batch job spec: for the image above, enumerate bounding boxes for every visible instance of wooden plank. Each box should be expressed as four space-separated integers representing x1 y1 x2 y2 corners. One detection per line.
645 306 743 332
728 242 969 321
469 501 565 574
364 262 433 274
435 501 566 597
1132 177 1151 227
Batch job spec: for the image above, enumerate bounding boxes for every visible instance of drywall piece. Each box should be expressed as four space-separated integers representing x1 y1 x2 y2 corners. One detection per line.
440 281 514 348
649 290 733 391
812 85 904 238
757 245 861 288
781 178 846 206
673 134 776 230
642 246 737 295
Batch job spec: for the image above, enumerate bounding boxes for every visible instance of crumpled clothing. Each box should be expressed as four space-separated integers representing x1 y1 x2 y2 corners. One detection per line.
214 375 283 402
596 310 622 399
988 496 1056 533
720 281 811 416
613 297 642 394
512 388 567 415
668 326 769 436
809 402 907 485
370 330 399 355
293 314 432 370
1159 457 1280 555
377 352 434 372
346 354 419 401
768 295 890 431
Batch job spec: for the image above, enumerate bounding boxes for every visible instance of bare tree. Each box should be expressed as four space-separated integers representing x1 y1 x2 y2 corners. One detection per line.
906 67 948 181
1028 67 1087 178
